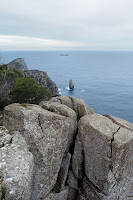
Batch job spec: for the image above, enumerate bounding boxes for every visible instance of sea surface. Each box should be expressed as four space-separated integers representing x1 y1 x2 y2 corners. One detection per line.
1 51 133 123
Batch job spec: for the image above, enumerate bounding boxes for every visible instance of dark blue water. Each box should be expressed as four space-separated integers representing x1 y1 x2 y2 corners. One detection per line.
1 51 133 123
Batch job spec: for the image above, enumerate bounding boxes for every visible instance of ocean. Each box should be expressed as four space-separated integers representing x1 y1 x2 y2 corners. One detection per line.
1 51 133 123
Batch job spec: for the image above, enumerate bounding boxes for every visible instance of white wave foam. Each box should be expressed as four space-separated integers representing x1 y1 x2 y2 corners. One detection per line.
65 87 71 90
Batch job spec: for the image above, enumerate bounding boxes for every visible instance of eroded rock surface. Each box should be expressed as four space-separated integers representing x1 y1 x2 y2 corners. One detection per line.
40 101 77 152
0 127 33 200
3 103 75 199
47 96 94 120
74 113 133 199
1 97 133 200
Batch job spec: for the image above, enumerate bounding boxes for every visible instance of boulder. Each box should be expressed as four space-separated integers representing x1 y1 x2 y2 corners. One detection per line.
49 96 94 120
3 103 70 199
77 113 133 199
0 128 34 200
70 96 94 120
7 58 28 72
40 101 77 152
23 70 59 96
51 96 73 109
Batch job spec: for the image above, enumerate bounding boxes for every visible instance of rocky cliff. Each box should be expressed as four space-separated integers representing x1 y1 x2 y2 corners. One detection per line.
23 70 59 96
7 58 28 72
0 96 133 200
7 58 59 96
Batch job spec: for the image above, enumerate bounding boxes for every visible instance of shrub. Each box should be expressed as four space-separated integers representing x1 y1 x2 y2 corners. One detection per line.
11 77 51 104
0 97 12 109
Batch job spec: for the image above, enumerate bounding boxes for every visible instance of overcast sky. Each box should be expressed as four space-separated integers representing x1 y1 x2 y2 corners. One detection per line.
1 0 133 51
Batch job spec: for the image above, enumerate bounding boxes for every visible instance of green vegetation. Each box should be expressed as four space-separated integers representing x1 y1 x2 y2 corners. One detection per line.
11 77 51 104
0 97 12 109
0 65 51 108
1 186 7 199
0 65 23 83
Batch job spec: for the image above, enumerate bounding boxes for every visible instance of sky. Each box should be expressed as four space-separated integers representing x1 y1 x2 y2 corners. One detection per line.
0 0 133 51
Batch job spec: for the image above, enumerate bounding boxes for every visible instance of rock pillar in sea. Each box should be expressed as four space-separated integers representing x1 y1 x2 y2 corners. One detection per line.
69 80 74 90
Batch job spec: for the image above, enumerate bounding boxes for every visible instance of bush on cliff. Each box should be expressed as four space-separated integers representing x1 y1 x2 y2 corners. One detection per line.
11 77 52 104
0 65 24 109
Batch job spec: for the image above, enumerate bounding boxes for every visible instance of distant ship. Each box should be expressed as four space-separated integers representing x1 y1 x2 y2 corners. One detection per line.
59 53 69 56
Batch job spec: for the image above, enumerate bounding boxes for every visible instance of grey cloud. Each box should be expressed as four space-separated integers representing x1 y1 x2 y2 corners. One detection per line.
0 0 133 50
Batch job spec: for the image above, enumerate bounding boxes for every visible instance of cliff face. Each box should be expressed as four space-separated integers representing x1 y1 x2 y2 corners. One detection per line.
1 96 133 200
7 58 28 72
7 58 59 96
23 70 59 96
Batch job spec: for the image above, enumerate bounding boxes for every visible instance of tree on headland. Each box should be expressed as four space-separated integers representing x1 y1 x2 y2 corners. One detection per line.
0 65 52 108
11 77 51 104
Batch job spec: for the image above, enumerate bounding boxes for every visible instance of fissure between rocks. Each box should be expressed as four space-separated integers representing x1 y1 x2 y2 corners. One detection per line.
38 114 43 133
110 127 121 159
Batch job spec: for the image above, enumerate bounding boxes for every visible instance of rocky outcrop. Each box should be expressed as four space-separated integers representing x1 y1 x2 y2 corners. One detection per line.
50 96 94 120
73 114 133 199
69 80 74 90
3 100 78 199
23 70 59 96
6 58 59 96
1 96 133 200
7 58 28 72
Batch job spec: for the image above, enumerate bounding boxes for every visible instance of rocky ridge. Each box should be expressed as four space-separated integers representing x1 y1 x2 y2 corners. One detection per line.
0 96 133 200
7 58 59 96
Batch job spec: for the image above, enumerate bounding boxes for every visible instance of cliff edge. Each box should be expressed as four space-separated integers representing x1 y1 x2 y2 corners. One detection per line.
1 96 133 200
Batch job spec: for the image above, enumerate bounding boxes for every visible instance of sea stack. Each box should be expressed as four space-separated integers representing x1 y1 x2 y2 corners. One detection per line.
69 80 74 90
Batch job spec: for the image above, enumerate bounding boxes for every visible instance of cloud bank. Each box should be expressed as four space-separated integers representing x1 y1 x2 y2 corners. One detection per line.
0 0 133 50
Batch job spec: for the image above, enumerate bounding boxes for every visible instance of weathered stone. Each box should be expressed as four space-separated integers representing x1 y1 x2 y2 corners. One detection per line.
67 169 78 190
40 101 77 152
69 96 94 120
51 96 73 109
78 114 119 194
23 70 59 96
72 134 84 179
3 103 70 199
55 152 71 191
7 58 28 72
43 187 69 200
0 129 34 200
104 114 133 131
67 187 78 200
82 176 105 200
78 114 133 199
0 126 12 148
